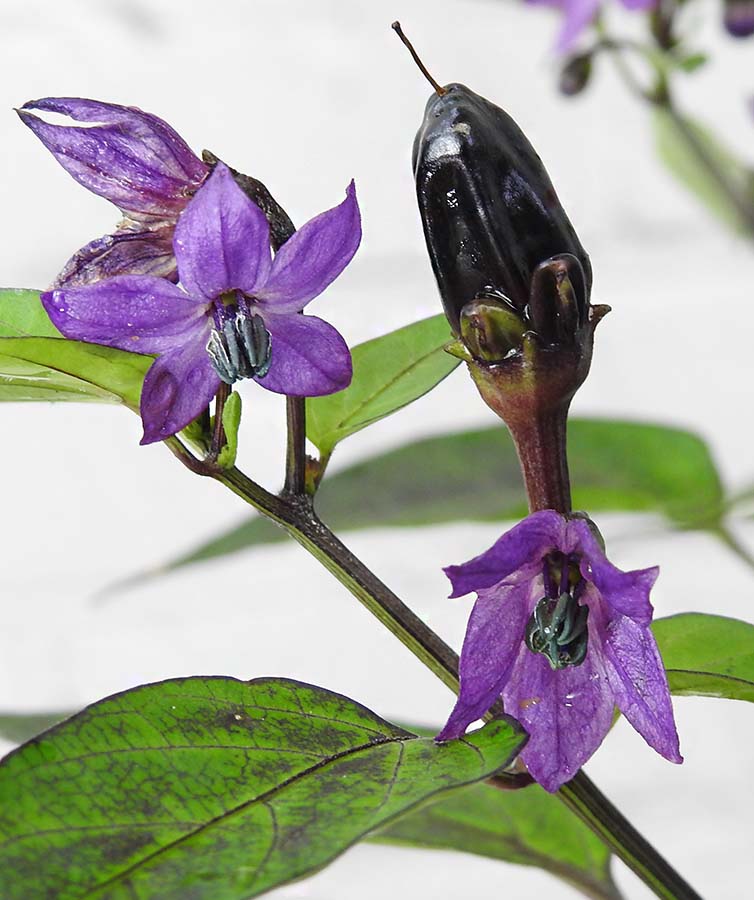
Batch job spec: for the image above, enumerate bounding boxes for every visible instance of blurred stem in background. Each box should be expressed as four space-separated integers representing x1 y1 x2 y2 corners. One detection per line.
599 28 754 235
553 4 754 237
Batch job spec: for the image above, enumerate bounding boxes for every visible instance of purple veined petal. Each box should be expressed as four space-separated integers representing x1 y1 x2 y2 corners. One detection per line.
254 181 361 313
21 98 207 183
254 312 352 397
444 510 566 599
41 276 209 355
18 98 207 217
53 226 177 289
603 614 683 764
568 519 657 626
436 579 534 742
174 164 272 301
503 630 615 792
139 340 220 445
554 0 601 52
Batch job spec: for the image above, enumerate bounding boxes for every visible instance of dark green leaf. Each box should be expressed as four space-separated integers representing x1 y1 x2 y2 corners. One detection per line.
306 315 458 454
151 419 722 574
653 109 753 233
0 676 524 900
372 779 620 900
653 613 754 702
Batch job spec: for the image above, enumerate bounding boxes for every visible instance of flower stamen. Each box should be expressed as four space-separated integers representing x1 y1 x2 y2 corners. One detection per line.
525 565 590 671
206 298 272 384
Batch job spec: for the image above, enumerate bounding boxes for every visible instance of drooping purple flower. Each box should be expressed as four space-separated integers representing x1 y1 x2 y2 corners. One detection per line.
437 509 681 792
18 97 209 287
41 163 360 445
527 0 657 52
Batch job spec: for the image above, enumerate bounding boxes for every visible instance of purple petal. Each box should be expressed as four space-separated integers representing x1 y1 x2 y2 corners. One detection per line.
620 0 656 9
554 0 601 52
724 2 754 38
174 164 272 301
139 342 220 445
255 313 352 396
444 510 566 599
42 276 208 354
603 614 683 764
255 181 361 312
436 580 534 741
19 98 207 217
53 226 177 289
503 633 615 792
568 519 657 626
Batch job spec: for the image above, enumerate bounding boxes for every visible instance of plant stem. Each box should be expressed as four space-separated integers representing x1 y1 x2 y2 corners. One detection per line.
659 98 754 236
209 383 231 462
561 774 701 899
164 436 701 897
284 397 307 496
600 35 754 237
507 404 572 514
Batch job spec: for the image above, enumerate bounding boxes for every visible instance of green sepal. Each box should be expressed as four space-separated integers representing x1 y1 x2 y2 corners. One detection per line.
217 391 242 469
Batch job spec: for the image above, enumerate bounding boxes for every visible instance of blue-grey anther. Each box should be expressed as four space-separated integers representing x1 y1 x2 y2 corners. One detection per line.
525 592 589 670
207 307 272 385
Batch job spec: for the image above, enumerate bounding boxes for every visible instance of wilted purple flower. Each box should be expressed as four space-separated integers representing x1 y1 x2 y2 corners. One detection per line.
41 164 360 445
527 0 657 52
18 97 209 287
437 509 681 791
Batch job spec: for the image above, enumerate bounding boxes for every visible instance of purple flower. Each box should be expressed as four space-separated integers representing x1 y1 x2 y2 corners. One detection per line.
724 0 754 38
437 510 682 792
527 0 657 52
18 97 209 287
41 164 360 445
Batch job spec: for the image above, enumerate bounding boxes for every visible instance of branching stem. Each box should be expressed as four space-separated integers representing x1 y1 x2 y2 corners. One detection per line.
163 435 701 898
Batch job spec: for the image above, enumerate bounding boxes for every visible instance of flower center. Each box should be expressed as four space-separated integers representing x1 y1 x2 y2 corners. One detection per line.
524 554 589 670
206 293 272 385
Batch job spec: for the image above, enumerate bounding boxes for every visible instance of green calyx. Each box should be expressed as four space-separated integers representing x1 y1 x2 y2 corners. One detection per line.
459 295 526 362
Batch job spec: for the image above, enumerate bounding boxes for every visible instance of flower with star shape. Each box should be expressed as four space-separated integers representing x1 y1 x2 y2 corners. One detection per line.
41 163 360 445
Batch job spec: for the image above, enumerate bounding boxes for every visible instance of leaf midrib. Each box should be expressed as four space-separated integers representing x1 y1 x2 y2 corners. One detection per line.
81 732 407 898
666 667 754 694
321 342 453 441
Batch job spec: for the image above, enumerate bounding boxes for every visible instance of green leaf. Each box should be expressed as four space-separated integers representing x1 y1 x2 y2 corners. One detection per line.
372 778 620 900
0 337 151 408
0 289 62 338
0 676 524 900
306 314 459 454
653 613 754 702
652 108 753 233
676 53 708 73
0 288 151 406
149 419 722 575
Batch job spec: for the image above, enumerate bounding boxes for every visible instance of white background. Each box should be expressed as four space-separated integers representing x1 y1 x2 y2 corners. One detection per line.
0 0 752 897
